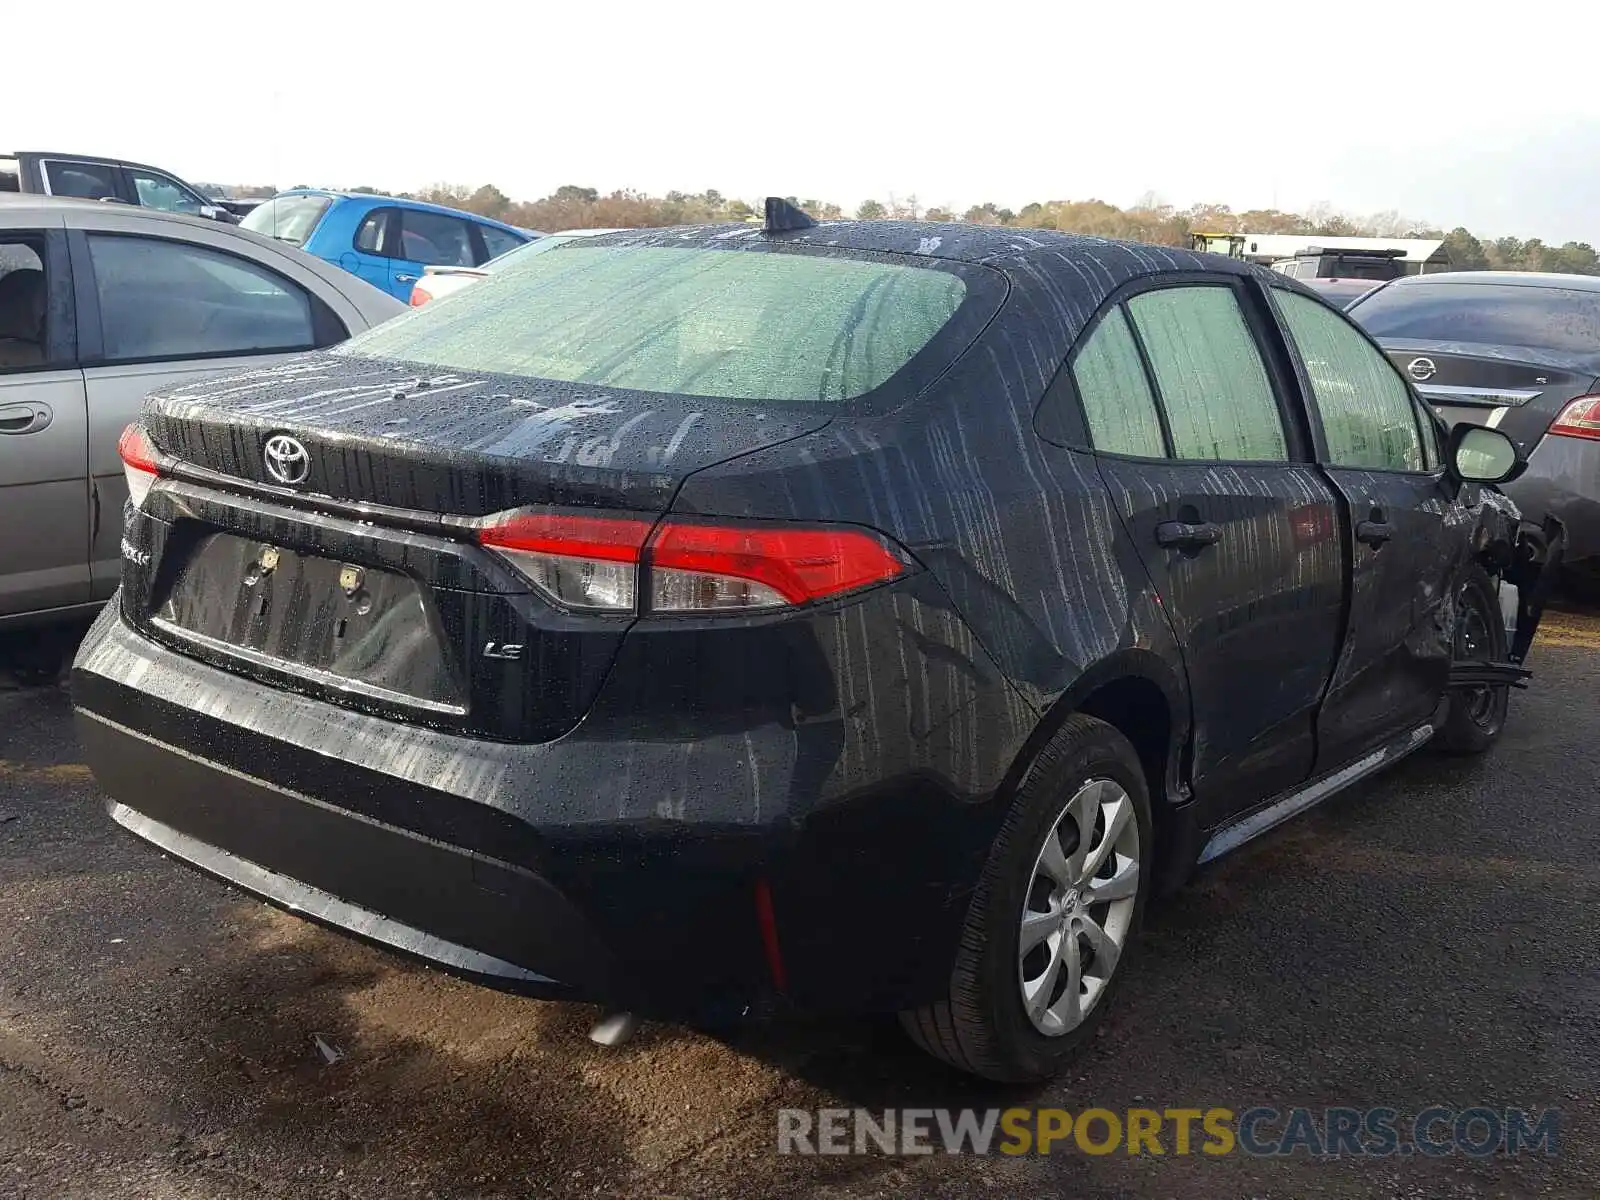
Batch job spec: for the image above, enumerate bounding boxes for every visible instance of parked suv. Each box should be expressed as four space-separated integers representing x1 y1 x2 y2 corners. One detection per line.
241 190 535 302
1 151 243 223
74 209 1549 1082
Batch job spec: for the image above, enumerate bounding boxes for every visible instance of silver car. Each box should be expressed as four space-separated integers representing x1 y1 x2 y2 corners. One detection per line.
0 196 403 631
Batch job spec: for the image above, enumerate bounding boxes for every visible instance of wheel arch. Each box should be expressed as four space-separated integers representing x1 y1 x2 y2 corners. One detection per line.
1012 650 1189 805
1004 649 1198 895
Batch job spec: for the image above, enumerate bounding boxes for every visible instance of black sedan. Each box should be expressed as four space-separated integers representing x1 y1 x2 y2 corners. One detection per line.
1349 271 1600 590
73 206 1546 1082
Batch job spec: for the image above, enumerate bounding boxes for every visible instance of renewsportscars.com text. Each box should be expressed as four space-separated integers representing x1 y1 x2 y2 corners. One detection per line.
777 1106 1561 1158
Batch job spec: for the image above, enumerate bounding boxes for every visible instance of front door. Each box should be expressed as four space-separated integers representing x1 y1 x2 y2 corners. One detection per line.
391 209 479 302
0 227 90 618
1269 285 1457 769
1082 282 1345 823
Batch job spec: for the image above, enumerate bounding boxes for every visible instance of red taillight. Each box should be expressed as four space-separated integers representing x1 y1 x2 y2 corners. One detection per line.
409 284 433 307
474 509 907 614
647 522 906 610
478 512 654 561
117 423 162 509
478 512 652 612
1550 395 1600 441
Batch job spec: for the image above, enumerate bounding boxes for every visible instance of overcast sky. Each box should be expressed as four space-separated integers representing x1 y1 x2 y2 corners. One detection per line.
14 0 1600 243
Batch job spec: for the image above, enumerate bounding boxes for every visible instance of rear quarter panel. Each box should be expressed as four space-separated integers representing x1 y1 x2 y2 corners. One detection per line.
669 260 1192 809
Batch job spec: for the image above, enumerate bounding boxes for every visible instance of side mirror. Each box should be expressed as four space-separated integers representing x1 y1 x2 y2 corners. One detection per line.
1447 423 1525 485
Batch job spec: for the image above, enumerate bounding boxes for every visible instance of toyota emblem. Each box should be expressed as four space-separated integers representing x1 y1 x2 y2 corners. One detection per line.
263 434 310 485
1407 357 1437 382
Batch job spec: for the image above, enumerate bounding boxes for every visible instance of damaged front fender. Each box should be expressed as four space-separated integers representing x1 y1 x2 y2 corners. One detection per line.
1466 485 1564 669
1505 514 1566 665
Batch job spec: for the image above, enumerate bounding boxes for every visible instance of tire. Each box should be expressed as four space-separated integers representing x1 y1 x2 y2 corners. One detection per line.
1434 564 1510 755
900 714 1153 1082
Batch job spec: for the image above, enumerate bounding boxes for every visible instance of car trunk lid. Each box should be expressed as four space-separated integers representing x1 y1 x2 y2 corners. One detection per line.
128 354 834 741
1380 339 1598 450
140 353 833 516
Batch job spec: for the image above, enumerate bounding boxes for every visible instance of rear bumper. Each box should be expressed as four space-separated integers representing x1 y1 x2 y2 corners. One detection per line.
1504 435 1600 571
73 602 1020 1017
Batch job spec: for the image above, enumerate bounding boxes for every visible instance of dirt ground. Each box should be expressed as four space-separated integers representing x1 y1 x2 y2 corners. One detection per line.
3 613 1598 1198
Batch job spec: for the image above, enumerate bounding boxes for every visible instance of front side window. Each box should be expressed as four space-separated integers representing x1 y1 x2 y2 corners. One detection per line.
44 159 119 200
398 210 475 267
1276 289 1424 472
1074 308 1165 457
480 224 525 261
338 244 973 403
0 240 48 372
1127 286 1288 462
88 234 314 362
240 194 333 247
129 169 205 216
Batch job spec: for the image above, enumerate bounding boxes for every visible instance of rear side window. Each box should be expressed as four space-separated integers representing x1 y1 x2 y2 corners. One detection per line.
354 208 393 254
480 225 525 261
1074 308 1165 457
1276 289 1424 472
1351 281 1600 355
241 194 332 247
88 234 315 362
338 245 971 403
1128 286 1287 462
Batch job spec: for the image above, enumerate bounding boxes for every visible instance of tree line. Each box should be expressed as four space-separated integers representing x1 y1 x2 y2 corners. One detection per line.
247 181 1598 275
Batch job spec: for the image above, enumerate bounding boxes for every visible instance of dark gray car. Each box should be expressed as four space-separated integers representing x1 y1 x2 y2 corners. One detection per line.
1349 271 1600 588
0 196 403 631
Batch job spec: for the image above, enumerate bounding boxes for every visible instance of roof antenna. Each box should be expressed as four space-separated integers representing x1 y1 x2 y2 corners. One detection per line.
763 196 816 234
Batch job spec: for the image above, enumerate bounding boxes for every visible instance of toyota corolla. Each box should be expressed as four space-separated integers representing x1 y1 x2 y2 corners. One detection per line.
74 203 1551 1081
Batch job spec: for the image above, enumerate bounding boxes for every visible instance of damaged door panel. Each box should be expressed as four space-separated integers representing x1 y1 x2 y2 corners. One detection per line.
1314 469 1454 770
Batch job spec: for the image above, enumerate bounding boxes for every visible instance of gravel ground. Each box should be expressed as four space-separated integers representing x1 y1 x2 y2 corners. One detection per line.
1 612 1596 1198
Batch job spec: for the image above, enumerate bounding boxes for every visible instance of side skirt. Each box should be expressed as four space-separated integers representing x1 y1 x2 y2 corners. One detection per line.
1196 720 1435 865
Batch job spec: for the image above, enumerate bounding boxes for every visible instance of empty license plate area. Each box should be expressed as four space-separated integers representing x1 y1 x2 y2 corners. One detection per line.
152 529 465 713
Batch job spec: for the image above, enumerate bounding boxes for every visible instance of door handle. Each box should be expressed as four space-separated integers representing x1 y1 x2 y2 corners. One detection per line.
0 403 52 435
1356 519 1393 548
394 273 417 284
1155 520 1222 550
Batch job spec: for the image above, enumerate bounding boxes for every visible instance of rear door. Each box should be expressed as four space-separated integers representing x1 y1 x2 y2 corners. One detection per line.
0 217 90 618
68 214 344 598
1270 285 1454 768
1087 280 1345 823
349 205 402 294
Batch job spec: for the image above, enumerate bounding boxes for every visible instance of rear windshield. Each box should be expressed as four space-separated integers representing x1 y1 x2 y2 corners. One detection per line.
335 244 971 403
242 194 332 246
1316 257 1401 281
1352 281 1600 354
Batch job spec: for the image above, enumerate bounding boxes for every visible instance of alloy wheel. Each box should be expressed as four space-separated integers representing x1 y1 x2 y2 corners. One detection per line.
1018 777 1140 1036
